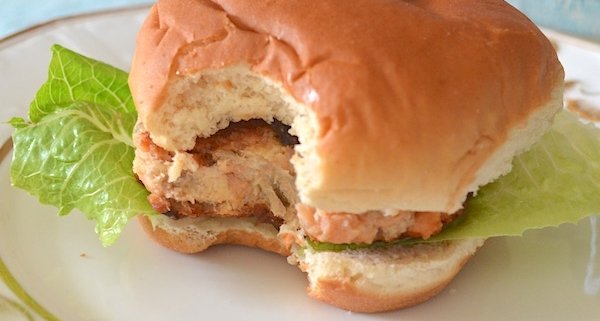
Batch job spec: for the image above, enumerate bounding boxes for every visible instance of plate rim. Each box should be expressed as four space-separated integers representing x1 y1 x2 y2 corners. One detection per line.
0 140 10 165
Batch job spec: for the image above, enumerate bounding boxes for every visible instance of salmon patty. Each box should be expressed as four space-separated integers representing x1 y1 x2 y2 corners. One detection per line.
133 120 298 230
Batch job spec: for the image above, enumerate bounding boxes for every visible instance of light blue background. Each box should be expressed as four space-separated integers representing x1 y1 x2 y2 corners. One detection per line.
0 0 153 38
508 0 600 42
0 0 599 41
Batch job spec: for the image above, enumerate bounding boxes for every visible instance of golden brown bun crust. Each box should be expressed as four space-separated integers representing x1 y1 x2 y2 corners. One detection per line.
297 239 484 313
137 216 290 256
130 0 563 213
306 251 472 313
311 277 452 313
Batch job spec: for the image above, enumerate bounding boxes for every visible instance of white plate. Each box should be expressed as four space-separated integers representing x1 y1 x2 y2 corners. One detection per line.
1 7 599 321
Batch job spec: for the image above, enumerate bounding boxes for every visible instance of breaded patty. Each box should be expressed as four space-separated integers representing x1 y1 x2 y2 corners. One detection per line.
133 120 297 229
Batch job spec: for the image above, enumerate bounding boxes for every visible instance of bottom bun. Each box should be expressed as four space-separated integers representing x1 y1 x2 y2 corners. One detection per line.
295 239 484 313
137 215 290 255
138 214 483 312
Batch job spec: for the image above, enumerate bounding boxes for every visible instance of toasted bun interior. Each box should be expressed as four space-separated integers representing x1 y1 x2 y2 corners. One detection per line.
138 214 290 256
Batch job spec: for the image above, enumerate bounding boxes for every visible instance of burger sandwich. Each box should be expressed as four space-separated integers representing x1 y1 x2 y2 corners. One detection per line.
10 0 600 314
128 0 565 312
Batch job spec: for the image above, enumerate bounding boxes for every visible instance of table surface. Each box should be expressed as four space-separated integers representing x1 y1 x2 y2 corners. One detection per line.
0 0 599 41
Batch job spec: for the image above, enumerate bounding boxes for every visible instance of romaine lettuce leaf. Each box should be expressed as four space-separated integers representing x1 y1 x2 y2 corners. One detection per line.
29 45 136 123
10 45 156 246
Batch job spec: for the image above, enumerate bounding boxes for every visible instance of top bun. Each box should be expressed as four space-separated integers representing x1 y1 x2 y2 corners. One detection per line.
129 0 564 214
